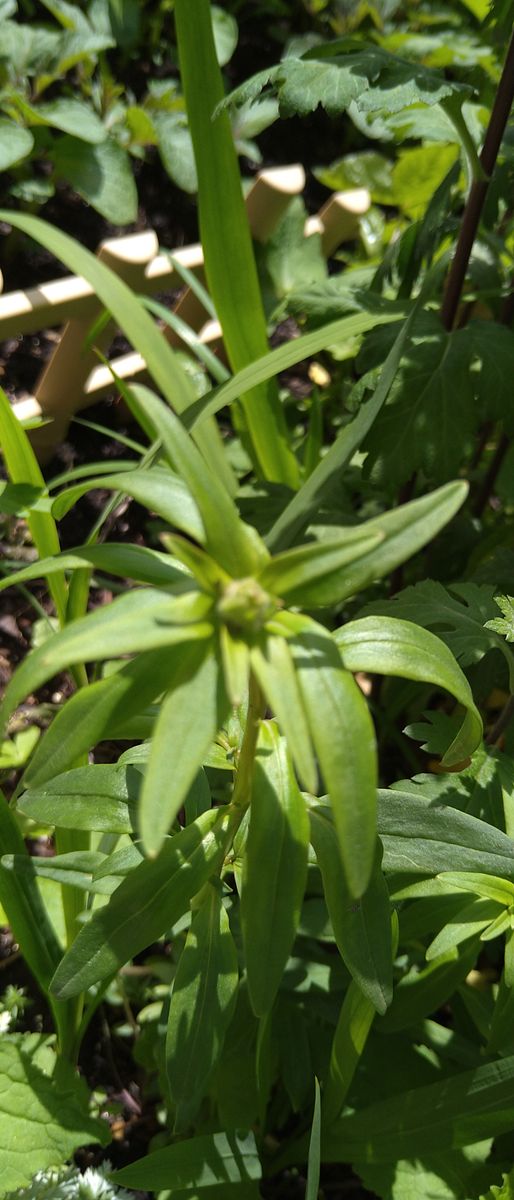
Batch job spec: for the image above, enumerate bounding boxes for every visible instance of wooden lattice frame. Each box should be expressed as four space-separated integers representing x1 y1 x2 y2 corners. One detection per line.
1 167 370 461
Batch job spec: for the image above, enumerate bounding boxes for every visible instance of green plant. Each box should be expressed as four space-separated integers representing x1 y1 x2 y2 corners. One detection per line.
3 2 514 1199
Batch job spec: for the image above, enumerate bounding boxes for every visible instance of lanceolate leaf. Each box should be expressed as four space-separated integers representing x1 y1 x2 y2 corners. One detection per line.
377 787 514 880
0 790 62 992
0 543 188 593
320 1053 514 1163
0 386 67 624
111 1130 261 1192
18 763 142 833
306 1079 322 1200
378 941 478 1034
250 636 317 793
241 723 309 1017
323 982 376 1124
257 528 383 607
335 616 482 766
140 645 227 857
51 467 204 543
0 588 213 729
50 805 240 999
309 806 392 1013
166 883 239 1130
426 897 502 961
124 385 267 577
23 643 199 789
175 0 299 489
364 581 501 668
287 615 377 898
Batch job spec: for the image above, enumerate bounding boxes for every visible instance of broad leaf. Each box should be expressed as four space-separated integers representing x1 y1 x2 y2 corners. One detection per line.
0 1036 109 1194
53 136 137 224
50 805 239 998
0 119 34 169
377 786 514 880
241 723 309 1017
166 883 239 1130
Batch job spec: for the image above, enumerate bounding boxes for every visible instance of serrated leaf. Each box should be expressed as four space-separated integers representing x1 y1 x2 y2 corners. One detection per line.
223 40 467 123
485 595 514 642
50 805 238 999
166 883 238 1130
241 723 309 1016
0 1036 109 1193
480 1168 514 1200
364 581 501 667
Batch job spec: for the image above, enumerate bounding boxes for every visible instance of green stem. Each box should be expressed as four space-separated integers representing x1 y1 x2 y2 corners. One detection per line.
231 675 265 811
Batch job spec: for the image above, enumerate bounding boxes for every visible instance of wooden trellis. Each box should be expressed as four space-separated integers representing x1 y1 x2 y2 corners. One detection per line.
1 167 370 461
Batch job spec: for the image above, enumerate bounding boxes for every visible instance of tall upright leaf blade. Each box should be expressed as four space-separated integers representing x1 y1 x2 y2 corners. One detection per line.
51 805 239 999
241 722 309 1016
0 789 62 991
0 387 67 623
140 645 227 857
166 883 239 1130
124 385 267 577
306 1079 321 1200
288 617 377 897
174 0 299 488
309 806 392 1013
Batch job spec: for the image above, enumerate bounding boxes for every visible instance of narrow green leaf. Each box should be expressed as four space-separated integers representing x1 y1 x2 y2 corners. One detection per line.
166 883 239 1130
257 528 383 607
426 898 501 961
124 385 268 577
325 984 376 1127
0 588 213 729
51 805 239 998
437 872 514 906
335 616 482 767
0 386 67 623
0 790 63 991
2 851 119 895
379 941 478 1034
288 616 377 897
51 467 204 543
0 543 188 593
23 643 197 789
309 806 392 1013
378 785 514 880
18 763 142 833
321 1053 514 1163
250 635 317 793
140 645 227 856
219 626 250 707
111 1130 261 1192
175 0 298 488
241 722 309 1016
306 1079 321 1200
186 310 401 436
